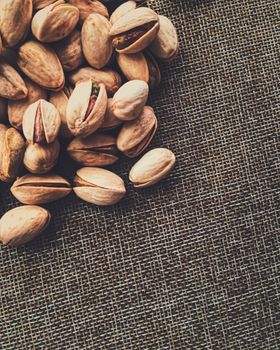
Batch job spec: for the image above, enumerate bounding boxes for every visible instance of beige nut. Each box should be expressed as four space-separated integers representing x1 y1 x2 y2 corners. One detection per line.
33 0 57 10
68 0 109 27
110 1 137 25
0 62 28 100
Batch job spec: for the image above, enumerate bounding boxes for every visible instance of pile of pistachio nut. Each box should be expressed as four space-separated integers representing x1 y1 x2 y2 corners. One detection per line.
0 0 178 247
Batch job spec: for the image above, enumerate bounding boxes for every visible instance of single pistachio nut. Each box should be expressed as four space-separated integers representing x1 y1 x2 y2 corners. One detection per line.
117 106 157 157
33 0 57 9
112 80 148 121
149 15 179 61
67 132 119 167
23 99 61 144
32 0 79 43
0 62 28 100
116 52 149 83
11 173 72 205
68 0 109 27
0 205 51 246
73 167 126 205
82 13 113 69
54 30 84 72
67 80 107 137
110 1 137 25
17 40 65 91
8 79 47 130
0 128 26 183
68 67 122 96
110 7 159 54
129 148 176 188
144 50 161 88
49 87 73 138
0 97 7 123
24 140 60 174
0 0 33 48
100 98 123 130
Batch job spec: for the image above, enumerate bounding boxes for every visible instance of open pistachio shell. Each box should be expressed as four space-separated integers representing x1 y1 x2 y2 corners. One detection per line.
110 1 137 25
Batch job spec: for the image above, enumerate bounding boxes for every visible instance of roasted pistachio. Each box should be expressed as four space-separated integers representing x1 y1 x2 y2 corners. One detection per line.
129 148 176 188
68 0 109 26
110 8 159 54
110 1 137 25
32 0 79 43
0 97 7 123
67 80 107 137
100 98 123 130
112 80 148 121
0 205 51 246
11 174 72 205
33 0 56 9
117 106 157 157
117 52 149 83
0 62 28 100
73 167 126 205
24 140 60 174
67 132 119 167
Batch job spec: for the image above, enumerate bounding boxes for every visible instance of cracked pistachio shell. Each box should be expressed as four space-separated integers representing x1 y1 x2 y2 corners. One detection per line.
32 0 79 43
17 41 65 91
116 52 149 83
0 128 26 182
8 79 47 130
0 97 7 123
0 205 51 246
22 99 61 144
0 0 32 48
68 67 122 96
33 0 56 9
0 62 28 100
100 98 123 130
82 13 113 69
23 140 60 174
73 167 126 206
11 173 72 205
67 132 119 167
68 0 109 26
112 80 148 121
110 1 137 25
67 80 107 137
117 106 157 157
110 7 159 54
129 148 176 188
149 15 179 61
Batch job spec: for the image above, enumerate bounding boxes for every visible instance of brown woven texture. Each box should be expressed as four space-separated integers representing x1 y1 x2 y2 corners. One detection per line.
0 0 279 349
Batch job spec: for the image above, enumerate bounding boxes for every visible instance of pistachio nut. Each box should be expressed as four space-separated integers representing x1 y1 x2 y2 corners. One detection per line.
112 80 148 121
116 52 149 83
8 79 47 130
68 0 109 26
0 128 26 183
0 0 32 48
0 205 51 246
149 15 179 61
49 87 73 138
100 98 123 130
33 0 56 10
68 67 122 96
73 167 126 205
129 148 176 188
11 174 72 205
117 106 157 157
0 97 7 123
23 140 60 174
110 7 159 54
82 14 113 69
32 0 79 43
0 62 28 100
110 1 137 25
54 30 84 72
67 80 107 137
17 40 65 91
67 132 119 167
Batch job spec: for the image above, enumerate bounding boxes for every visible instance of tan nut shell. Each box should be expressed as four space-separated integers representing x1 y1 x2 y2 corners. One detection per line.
0 62 28 100
0 205 51 246
110 1 137 25
82 14 113 69
116 52 149 83
112 80 148 121
68 0 109 26
17 41 65 91
67 81 107 137
100 98 123 130
32 0 79 43
33 0 56 9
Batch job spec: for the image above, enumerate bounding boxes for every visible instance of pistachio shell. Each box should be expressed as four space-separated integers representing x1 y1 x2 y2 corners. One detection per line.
73 167 126 205
0 97 7 123
100 98 123 130
116 52 149 83
32 0 79 43
110 1 137 25
68 0 109 26
82 13 113 69
33 0 56 9
129 148 176 188
112 80 148 121
11 173 72 205
0 62 28 100
17 40 65 91
0 205 51 246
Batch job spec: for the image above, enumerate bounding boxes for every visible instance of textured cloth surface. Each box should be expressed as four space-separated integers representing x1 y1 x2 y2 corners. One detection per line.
0 0 279 349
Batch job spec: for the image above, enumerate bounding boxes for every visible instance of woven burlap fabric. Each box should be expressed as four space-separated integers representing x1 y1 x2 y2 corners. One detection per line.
0 0 279 349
